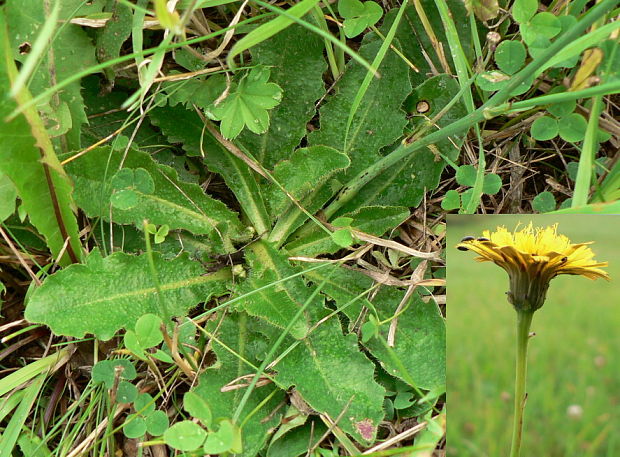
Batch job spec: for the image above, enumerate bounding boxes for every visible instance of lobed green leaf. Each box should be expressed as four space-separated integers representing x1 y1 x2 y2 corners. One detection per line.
25 249 230 340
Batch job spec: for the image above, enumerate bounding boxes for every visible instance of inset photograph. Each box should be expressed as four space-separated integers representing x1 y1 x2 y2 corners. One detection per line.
447 215 619 456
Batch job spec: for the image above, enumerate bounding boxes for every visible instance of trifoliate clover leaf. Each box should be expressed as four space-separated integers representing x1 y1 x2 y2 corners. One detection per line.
529 12 561 39
135 313 164 348
558 113 587 143
91 359 137 388
134 393 156 415
124 330 146 359
184 391 212 428
338 0 383 38
482 173 502 195
455 165 477 187
110 168 155 210
110 189 139 210
203 420 240 454
441 190 461 211
123 414 147 438
475 70 511 92
145 410 169 436
208 66 282 139
361 319 378 343
531 191 556 212
116 381 138 403
511 0 537 23
495 40 526 75
164 420 207 451
530 116 559 141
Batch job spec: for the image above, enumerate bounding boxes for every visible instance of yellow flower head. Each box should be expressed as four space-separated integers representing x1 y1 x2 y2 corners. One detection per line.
457 223 609 311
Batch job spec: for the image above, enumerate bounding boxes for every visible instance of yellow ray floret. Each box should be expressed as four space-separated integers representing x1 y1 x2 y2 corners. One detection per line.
457 223 609 311
457 223 609 281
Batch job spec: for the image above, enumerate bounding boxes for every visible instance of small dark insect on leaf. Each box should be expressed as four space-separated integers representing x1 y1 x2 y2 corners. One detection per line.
477 237 490 241
460 236 475 242
561 256 568 262
19 42 31 55
457 246 469 251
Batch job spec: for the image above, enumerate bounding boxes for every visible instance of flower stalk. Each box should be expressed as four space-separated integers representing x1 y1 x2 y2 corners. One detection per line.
509 310 533 457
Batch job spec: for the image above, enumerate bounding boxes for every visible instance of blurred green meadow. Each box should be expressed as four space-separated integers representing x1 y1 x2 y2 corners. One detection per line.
446 215 620 457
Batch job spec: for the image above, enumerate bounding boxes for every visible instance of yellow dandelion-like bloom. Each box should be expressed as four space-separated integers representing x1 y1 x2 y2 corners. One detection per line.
456 223 609 311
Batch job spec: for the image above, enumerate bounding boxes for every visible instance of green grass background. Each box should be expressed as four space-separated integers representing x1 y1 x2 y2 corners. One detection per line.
446 215 620 457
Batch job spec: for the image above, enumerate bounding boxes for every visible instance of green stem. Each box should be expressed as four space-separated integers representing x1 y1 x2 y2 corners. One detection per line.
509 310 534 457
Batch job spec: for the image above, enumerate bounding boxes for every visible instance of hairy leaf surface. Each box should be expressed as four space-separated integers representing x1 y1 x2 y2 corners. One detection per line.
267 146 350 244
308 37 411 178
306 266 445 389
0 16 82 266
236 24 327 169
274 309 386 444
235 241 315 339
342 74 467 212
285 206 409 256
366 288 445 390
149 106 271 234
25 249 230 340
192 313 285 457
66 147 247 252
6 0 100 149
267 146 350 215
0 173 17 223
383 2 472 76
234 244 385 443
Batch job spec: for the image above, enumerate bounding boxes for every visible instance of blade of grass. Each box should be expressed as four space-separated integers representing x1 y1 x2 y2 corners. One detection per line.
433 0 484 214
572 95 604 207
0 374 46 457
550 200 620 213
572 36 618 207
0 348 71 397
0 390 24 422
594 159 620 202
5 13 271 121
541 19 620 72
311 5 341 81
230 262 337 422
0 11 83 266
500 80 620 112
